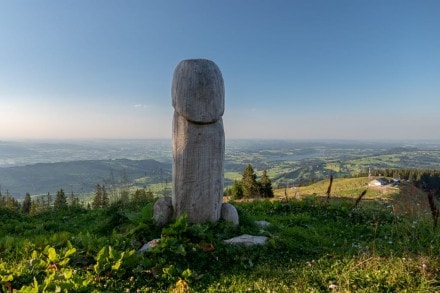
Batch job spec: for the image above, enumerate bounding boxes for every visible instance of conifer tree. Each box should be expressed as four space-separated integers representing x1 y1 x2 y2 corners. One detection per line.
231 180 244 199
133 188 149 202
54 189 67 210
120 190 130 205
146 189 154 199
30 200 38 215
92 184 103 209
22 193 32 214
69 191 80 207
259 170 274 198
46 192 52 210
102 185 109 207
241 164 259 198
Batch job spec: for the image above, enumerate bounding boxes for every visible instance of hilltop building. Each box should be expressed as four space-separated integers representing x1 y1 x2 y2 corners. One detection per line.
368 178 390 186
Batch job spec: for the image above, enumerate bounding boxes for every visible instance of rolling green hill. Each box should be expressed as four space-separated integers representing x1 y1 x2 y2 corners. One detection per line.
0 159 171 198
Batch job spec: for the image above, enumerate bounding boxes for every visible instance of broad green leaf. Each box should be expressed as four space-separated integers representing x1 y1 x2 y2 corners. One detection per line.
112 251 125 271
64 247 76 258
96 246 108 262
59 258 70 266
63 269 73 279
33 277 39 292
48 247 57 262
182 268 192 279
109 246 121 260
93 263 101 275
111 259 122 271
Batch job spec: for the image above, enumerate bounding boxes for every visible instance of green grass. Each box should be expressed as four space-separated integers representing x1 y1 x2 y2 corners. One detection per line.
1 184 439 292
274 177 400 200
224 171 242 182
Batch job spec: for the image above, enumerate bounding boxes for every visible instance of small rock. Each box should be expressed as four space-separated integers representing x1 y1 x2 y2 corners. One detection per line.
153 197 173 227
139 239 160 252
221 203 239 227
224 234 268 246
254 220 271 228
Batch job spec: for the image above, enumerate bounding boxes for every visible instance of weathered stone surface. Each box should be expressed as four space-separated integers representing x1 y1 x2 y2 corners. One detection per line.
172 59 225 224
254 220 271 228
152 196 173 227
221 203 239 227
224 234 268 246
172 59 224 124
139 238 160 252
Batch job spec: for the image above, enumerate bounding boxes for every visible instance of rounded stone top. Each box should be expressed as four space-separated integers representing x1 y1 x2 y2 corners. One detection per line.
172 59 224 123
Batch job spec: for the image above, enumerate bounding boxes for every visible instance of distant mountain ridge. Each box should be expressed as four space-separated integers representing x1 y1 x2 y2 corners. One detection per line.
0 159 171 199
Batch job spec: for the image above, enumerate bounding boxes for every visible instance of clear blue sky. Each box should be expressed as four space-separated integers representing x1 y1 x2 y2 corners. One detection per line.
1 1 439 140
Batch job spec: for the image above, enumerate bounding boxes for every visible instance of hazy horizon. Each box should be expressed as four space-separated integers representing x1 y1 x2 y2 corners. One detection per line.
2 137 440 145
1 1 439 141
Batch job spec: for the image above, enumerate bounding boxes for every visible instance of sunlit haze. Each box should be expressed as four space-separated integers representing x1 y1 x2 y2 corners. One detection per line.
1 1 439 140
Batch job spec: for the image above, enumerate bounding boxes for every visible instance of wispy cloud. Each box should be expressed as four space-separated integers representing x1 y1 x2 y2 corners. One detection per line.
133 104 149 109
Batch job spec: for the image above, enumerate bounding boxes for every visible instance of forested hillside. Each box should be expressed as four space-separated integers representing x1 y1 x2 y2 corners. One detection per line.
0 159 171 198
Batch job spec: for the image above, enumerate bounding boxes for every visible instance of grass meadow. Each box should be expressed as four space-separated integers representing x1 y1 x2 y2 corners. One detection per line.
1 178 439 292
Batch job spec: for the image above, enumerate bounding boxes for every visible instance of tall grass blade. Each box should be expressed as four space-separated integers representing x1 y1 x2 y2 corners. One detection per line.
427 189 439 229
326 174 333 203
354 190 368 208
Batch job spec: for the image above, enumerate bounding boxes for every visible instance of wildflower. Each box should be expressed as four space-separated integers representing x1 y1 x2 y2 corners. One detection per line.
173 279 189 293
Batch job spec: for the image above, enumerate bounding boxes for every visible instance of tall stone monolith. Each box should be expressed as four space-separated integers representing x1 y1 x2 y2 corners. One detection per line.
172 59 225 223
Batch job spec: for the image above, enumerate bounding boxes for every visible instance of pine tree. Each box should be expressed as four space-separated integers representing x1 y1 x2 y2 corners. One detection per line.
22 193 32 214
33 197 45 214
120 190 130 205
102 185 109 207
259 170 274 198
69 192 75 206
2 191 20 210
231 180 244 199
133 188 148 202
54 189 67 210
30 200 38 215
69 192 80 207
92 184 103 209
46 192 52 210
241 164 259 198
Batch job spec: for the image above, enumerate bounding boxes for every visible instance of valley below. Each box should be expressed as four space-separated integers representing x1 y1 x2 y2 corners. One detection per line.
1 139 440 200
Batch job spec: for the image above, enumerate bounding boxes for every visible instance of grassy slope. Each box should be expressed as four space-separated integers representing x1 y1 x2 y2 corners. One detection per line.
274 177 400 200
1 178 439 292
